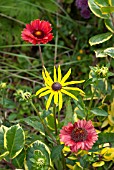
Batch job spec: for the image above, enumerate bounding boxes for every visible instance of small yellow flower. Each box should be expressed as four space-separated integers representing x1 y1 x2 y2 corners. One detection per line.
77 56 81 60
79 49 84 54
36 66 85 111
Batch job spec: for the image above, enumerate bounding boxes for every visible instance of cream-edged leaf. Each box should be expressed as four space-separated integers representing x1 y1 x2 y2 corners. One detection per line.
89 32 113 46
4 124 25 159
105 18 114 33
88 0 109 18
104 47 114 58
94 49 107 58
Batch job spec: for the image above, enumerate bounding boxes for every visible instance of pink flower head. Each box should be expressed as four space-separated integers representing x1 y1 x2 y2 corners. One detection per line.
21 19 53 45
59 120 98 152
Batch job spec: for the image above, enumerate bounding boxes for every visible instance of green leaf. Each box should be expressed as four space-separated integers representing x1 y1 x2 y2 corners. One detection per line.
88 0 109 18
4 124 25 159
105 18 114 33
0 125 8 154
95 133 114 145
0 151 9 161
94 49 107 58
21 116 45 135
90 108 108 116
101 6 114 14
104 47 114 58
12 149 25 169
45 113 57 130
83 78 94 88
73 164 83 170
24 140 52 170
94 0 109 7
51 144 64 162
64 99 73 125
0 98 16 109
89 32 113 46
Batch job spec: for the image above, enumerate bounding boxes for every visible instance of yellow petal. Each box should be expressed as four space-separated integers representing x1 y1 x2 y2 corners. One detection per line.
42 70 50 86
58 65 62 82
54 66 57 82
61 89 78 101
39 90 51 98
59 91 62 111
46 93 54 110
36 86 49 96
54 92 58 105
60 68 71 84
62 87 85 94
43 67 53 84
62 80 85 86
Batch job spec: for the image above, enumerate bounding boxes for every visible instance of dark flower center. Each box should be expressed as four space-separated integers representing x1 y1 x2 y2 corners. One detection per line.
71 127 88 142
52 82 62 91
33 30 45 39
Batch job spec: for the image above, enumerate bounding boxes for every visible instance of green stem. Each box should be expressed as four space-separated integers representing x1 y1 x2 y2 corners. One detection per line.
38 45 44 68
30 100 57 144
1 89 6 120
61 151 66 170
54 13 58 65
53 104 58 135
58 108 60 126
107 161 113 170
87 84 97 120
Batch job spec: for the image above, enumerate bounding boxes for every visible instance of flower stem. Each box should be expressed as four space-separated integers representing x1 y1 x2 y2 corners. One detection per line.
30 100 57 144
58 108 60 125
53 104 58 135
61 152 66 170
86 84 97 120
38 45 44 68
54 13 58 65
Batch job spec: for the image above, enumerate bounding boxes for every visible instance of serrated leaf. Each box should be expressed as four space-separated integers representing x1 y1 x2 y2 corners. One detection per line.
24 140 52 170
88 0 109 18
4 124 25 159
51 144 64 162
105 18 114 33
89 32 113 46
91 108 108 116
101 6 114 14
94 0 109 7
64 99 73 125
104 47 114 58
94 49 107 58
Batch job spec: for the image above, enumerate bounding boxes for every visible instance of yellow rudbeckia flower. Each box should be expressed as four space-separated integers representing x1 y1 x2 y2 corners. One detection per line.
36 65 85 111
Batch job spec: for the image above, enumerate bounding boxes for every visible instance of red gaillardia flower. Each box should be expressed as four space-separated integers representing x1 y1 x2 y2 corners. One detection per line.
21 19 53 45
59 120 98 152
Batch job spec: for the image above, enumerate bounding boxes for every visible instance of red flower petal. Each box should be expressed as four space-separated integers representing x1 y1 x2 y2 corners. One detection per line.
21 19 53 45
59 120 98 153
